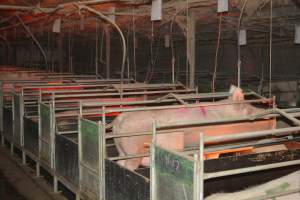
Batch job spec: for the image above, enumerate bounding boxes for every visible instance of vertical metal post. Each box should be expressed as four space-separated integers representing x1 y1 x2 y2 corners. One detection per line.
187 11 196 89
54 176 59 193
95 19 99 77
37 97 41 178
21 91 26 165
105 27 111 78
150 121 157 200
0 81 4 147
78 101 83 200
198 132 204 200
193 154 199 200
51 95 59 193
100 106 106 200
11 92 15 155
194 132 204 200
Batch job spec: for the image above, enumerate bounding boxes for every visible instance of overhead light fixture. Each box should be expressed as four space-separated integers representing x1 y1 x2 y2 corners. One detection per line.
239 29 247 46
218 0 228 13
108 7 116 23
151 0 162 21
52 18 61 33
295 25 300 44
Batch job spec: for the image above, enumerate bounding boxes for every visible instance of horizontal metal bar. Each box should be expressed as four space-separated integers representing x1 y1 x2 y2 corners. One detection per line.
39 137 50 144
103 98 271 116
52 89 195 99
183 135 299 155
204 159 300 180
205 126 300 143
108 153 149 161
57 130 77 135
80 162 99 175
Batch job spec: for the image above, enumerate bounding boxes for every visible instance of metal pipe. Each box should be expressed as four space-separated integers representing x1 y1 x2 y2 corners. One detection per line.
204 159 300 180
78 5 127 88
205 126 300 144
101 98 271 119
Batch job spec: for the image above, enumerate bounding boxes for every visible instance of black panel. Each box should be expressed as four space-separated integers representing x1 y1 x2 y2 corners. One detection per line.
106 150 300 199
3 107 12 140
23 116 39 156
106 159 150 200
55 134 79 186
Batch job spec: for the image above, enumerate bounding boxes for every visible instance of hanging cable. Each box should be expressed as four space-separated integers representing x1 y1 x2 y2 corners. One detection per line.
77 5 126 82
186 0 189 87
269 0 273 98
132 7 137 81
15 13 48 70
77 4 127 100
212 14 222 93
95 18 99 77
237 0 248 88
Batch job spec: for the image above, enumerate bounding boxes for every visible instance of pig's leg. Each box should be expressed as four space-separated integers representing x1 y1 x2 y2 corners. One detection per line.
141 157 150 167
124 158 144 171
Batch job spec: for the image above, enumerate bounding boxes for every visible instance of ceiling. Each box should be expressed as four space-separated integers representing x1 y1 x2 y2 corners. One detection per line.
0 0 299 43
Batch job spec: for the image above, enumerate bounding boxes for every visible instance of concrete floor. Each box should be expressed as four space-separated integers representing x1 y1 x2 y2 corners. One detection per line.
0 145 67 200
0 170 26 200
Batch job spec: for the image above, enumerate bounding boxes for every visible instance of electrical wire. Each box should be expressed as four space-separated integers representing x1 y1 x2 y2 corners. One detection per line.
269 0 273 98
132 7 137 80
237 0 248 88
186 0 189 87
77 4 127 99
212 14 223 93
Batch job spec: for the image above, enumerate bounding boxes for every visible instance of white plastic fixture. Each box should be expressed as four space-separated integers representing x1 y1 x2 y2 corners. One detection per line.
52 18 61 33
239 29 247 46
295 25 300 44
108 7 116 23
218 0 228 13
151 0 162 21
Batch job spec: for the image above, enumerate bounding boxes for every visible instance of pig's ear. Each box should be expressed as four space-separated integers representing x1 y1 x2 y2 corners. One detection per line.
232 88 244 102
229 85 244 102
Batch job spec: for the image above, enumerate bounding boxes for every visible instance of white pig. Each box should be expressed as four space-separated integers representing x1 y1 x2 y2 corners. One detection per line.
112 86 276 170
205 170 300 200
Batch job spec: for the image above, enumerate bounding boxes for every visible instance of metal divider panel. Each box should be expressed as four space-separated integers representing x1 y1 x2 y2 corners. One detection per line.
80 118 100 198
13 94 21 146
40 103 52 165
154 145 194 200
23 116 39 156
3 107 13 140
0 81 3 133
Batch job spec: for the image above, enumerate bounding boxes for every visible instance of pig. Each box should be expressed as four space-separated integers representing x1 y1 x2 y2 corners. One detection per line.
112 86 276 170
205 170 300 200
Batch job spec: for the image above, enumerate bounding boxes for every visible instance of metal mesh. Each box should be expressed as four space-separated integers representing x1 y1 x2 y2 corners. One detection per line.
0 81 3 133
81 119 99 170
13 94 22 146
80 118 101 198
40 103 52 166
154 145 194 200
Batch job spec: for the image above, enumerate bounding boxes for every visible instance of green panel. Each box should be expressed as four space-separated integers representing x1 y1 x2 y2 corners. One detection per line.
0 81 3 132
155 145 194 200
40 103 52 165
40 103 51 140
81 118 100 171
13 94 22 146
